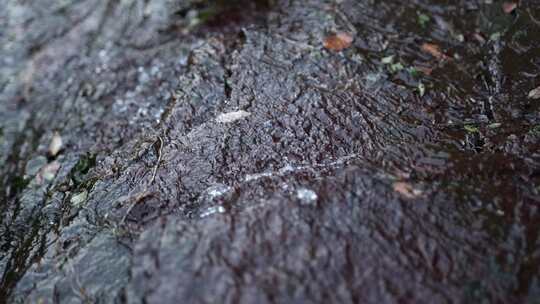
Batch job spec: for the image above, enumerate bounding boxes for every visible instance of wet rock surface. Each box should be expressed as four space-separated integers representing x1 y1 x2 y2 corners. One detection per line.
1 0 539 303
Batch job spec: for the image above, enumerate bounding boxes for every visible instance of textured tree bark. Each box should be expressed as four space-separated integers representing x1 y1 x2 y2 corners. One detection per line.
1 0 539 303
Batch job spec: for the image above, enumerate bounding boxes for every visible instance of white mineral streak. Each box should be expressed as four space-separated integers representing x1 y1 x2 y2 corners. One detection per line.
205 184 232 199
296 188 318 205
216 110 251 123
244 154 359 182
199 206 226 218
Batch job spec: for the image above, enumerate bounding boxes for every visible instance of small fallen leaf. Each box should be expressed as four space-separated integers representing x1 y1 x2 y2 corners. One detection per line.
421 43 448 60
417 13 431 28
216 110 251 123
393 182 422 199
417 82 426 97
528 86 540 99
323 32 354 52
490 32 502 41
502 2 517 14
381 55 395 64
71 190 88 207
464 125 479 133
390 62 404 73
49 132 63 157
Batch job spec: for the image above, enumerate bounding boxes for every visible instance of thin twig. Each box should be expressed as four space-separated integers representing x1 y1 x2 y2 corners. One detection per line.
116 136 162 227
150 136 164 185
273 33 316 51
528 9 540 26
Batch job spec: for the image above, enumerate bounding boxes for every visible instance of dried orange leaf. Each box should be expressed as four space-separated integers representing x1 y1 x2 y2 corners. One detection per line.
393 182 423 199
528 86 540 99
502 2 517 14
323 32 354 52
421 43 448 60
